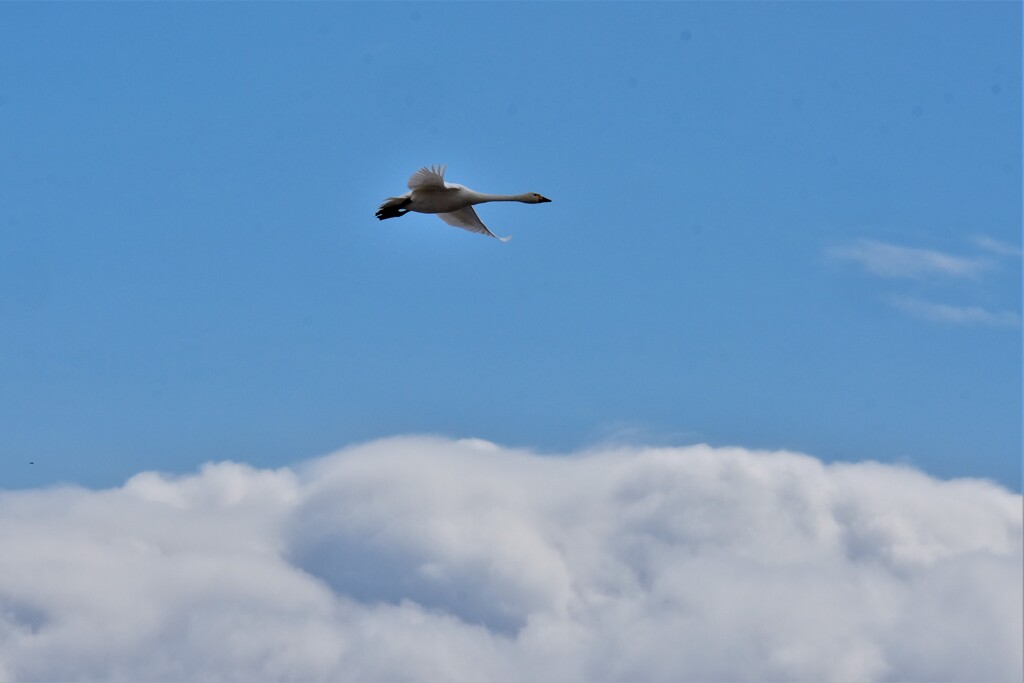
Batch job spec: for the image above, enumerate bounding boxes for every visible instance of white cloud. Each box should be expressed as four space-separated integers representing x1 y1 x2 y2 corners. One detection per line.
973 235 1023 258
890 296 1022 328
829 239 991 279
828 237 1020 327
0 437 1020 682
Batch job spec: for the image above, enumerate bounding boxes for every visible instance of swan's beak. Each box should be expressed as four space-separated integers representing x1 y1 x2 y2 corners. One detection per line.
538 196 552 203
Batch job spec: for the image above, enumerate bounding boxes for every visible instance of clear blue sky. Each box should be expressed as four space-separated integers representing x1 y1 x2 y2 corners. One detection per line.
1 2 1020 490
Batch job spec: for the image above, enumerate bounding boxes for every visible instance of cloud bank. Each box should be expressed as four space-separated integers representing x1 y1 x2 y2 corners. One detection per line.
1 437 1020 682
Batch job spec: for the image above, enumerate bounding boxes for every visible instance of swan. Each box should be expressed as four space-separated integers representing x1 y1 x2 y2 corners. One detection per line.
376 165 551 241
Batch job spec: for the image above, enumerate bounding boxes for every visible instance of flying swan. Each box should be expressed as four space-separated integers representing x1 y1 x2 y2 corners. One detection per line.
376 165 551 241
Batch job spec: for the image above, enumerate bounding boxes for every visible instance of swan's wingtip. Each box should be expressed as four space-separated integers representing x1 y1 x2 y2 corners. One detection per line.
497 235 512 243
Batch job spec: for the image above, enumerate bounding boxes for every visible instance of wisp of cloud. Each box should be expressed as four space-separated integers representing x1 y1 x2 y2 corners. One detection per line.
891 296 1022 328
0 436 1020 682
828 239 992 279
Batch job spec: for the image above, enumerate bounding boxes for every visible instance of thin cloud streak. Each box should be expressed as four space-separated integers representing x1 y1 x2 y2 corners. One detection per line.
0 436 1020 682
972 235 1023 258
890 296 1022 328
829 239 991 279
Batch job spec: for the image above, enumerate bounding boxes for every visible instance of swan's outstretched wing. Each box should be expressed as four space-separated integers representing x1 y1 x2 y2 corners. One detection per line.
407 165 447 191
436 206 510 242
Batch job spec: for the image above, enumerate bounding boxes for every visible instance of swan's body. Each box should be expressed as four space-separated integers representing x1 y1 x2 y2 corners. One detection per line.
376 165 550 241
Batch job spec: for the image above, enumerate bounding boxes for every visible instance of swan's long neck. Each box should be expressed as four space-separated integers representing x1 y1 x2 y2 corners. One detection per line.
466 191 531 204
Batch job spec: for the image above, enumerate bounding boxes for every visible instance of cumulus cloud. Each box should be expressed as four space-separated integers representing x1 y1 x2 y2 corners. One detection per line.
0 437 1020 682
890 296 1022 328
828 239 992 279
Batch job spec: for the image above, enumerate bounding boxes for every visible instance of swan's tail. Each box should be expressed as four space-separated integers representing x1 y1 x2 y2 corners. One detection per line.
376 196 411 220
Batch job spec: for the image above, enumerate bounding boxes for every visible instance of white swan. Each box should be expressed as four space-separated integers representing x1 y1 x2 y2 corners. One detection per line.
376 165 551 241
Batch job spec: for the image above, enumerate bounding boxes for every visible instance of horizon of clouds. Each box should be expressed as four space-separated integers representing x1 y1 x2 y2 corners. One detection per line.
0 436 1020 682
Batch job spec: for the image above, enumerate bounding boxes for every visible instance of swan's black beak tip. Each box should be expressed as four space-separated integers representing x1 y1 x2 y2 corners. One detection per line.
539 196 552 203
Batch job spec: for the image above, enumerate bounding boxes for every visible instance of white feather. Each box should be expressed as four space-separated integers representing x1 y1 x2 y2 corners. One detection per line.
437 207 511 242
407 165 447 191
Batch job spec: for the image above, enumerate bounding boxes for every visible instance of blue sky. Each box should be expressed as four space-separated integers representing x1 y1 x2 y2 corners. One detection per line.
1 2 1020 491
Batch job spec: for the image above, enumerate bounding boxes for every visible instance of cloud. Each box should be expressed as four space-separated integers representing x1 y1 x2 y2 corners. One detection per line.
828 237 1019 328
829 239 991 279
973 235 1023 258
0 437 1020 682
890 296 1021 328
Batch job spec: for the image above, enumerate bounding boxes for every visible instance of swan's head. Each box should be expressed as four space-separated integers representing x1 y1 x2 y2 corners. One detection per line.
526 193 552 204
